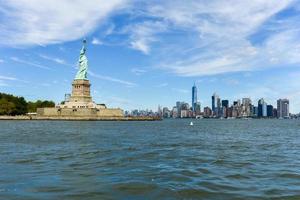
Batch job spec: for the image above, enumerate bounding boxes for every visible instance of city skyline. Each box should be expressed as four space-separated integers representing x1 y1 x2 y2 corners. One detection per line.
0 1 300 113
155 84 291 118
127 83 293 118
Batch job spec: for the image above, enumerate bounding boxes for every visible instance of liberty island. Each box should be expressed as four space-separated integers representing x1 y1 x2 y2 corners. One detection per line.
0 40 159 121
36 39 125 119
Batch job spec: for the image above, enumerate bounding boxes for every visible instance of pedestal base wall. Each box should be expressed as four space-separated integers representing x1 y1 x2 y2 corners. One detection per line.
37 108 124 118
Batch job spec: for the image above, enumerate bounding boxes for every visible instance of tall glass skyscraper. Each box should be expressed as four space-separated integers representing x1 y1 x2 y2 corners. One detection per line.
212 93 219 116
192 83 197 112
258 98 267 117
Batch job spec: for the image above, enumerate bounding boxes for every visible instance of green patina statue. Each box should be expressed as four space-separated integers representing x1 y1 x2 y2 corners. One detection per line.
75 39 88 80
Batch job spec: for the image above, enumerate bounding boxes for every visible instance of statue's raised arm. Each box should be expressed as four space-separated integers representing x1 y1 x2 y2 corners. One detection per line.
75 39 88 80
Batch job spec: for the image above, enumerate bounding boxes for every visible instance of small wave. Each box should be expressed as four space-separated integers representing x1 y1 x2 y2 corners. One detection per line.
13 158 36 164
226 174 250 180
112 182 158 195
30 186 69 193
278 172 300 179
176 188 213 198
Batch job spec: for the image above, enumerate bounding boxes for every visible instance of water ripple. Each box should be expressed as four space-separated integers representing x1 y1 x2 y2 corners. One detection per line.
1 119 300 199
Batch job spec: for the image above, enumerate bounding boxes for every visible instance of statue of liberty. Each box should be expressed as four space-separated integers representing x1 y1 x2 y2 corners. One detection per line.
75 39 88 80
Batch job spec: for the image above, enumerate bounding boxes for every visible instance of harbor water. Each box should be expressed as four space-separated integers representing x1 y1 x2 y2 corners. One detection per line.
1 119 300 199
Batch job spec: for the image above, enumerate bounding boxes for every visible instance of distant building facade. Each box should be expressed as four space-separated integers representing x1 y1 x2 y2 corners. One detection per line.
258 98 267 117
204 107 212 118
277 99 289 118
267 105 273 117
212 93 220 117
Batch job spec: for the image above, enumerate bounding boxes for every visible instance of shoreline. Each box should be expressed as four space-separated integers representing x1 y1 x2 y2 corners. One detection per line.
0 116 296 121
0 115 162 121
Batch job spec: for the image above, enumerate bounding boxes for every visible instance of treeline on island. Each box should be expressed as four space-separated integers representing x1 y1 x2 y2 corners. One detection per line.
0 93 55 115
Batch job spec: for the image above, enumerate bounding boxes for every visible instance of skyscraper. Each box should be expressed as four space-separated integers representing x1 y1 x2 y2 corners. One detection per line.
176 101 183 117
212 95 215 114
194 102 201 116
258 98 267 117
217 97 221 117
242 98 252 117
221 100 229 118
267 105 273 117
212 93 219 116
277 99 289 118
192 83 197 112
242 98 252 106
204 107 212 118
221 100 229 108
263 104 267 117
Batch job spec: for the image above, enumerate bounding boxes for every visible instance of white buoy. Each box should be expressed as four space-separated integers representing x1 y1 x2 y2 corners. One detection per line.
190 121 193 126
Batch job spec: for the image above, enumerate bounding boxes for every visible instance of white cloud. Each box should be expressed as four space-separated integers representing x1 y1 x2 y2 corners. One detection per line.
38 54 76 69
0 0 127 46
91 37 103 45
125 0 298 76
88 70 137 87
126 21 168 54
10 57 51 70
223 78 239 86
156 83 168 87
1 0 297 77
0 75 17 81
0 75 19 86
131 68 146 75
0 74 29 84
104 23 115 36
0 59 4 63
39 54 66 65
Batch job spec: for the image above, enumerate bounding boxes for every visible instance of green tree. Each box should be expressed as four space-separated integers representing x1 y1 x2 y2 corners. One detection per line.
11 96 28 115
0 98 16 115
0 93 55 115
27 100 55 112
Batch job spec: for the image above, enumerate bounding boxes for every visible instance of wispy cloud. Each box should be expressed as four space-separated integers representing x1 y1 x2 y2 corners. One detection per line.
0 59 4 63
10 57 50 70
88 71 137 87
0 0 127 46
156 82 168 87
124 0 298 76
126 21 168 54
39 54 75 68
91 37 103 45
223 78 240 86
0 74 29 84
39 54 65 65
104 23 115 36
0 75 17 81
131 68 146 75
0 75 20 86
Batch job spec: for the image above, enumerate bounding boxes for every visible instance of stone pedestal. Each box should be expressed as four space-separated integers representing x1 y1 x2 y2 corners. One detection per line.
60 79 98 109
69 79 92 103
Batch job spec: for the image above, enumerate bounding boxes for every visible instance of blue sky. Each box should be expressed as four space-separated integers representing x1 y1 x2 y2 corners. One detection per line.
0 0 300 113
